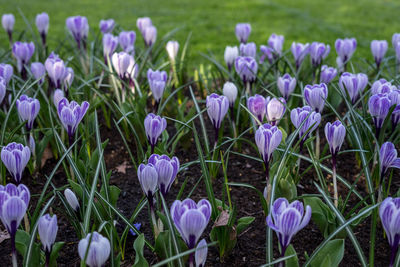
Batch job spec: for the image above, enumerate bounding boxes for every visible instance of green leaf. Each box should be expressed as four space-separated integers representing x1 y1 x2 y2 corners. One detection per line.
236 216 255 235
49 242 65 267
309 239 344 267
285 245 299 267
303 197 336 237
133 234 149 267
15 230 41 267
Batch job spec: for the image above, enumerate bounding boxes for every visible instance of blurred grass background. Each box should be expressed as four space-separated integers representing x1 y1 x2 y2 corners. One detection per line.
1 0 399 69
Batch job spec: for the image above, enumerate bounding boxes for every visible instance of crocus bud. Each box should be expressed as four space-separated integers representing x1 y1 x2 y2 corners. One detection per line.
195 239 208 267
335 38 357 64
171 198 212 249
166 41 179 62
147 69 167 103
259 45 274 64
148 154 180 196
143 25 157 47
277 73 296 100
57 98 90 138
137 163 158 206
111 51 131 79
371 40 388 68
379 142 400 178
235 23 251 43
102 33 118 64
38 214 58 253
266 97 286 125
392 33 400 50
324 120 346 157
320 65 337 84
268 34 284 56
338 72 368 104
266 198 311 254
304 83 328 113
31 62 45 85
222 82 238 108
66 16 89 49
291 42 309 69
126 56 138 85
371 79 396 95
206 93 229 130
255 123 282 165
224 46 239 71
239 42 256 58
119 31 136 53
136 17 152 35
53 89 64 107
16 95 40 131
309 42 330 67
144 113 167 151
64 188 80 211
12 42 35 73
0 183 30 237
235 56 258 84
45 52 67 89
379 197 400 267
35 12 49 43
99 19 115 34
2 14 14 41
290 106 321 145
1 142 30 183
368 93 391 132
0 63 13 84
78 232 110 267
64 67 74 90
247 94 266 123
0 78 6 104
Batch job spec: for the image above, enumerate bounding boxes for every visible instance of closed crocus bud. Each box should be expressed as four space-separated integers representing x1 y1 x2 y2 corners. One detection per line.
143 25 157 47
12 42 35 73
206 93 229 130
268 34 284 56
45 52 67 88
0 78 6 104
64 67 74 90
371 79 396 95
64 188 80 211
235 23 251 43
38 214 58 253
235 56 258 84
368 93 391 133
224 46 239 71
53 89 64 107
0 183 30 237
392 33 400 50
137 163 158 206
99 19 115 34
119 31 136 53
379 142 400 178
102 33 118 63
239 42 256 58
111 51 131 79
0 63 13 84
144 113 167 151
57 98 90 139
371 40 388 68
380 197 400 267
136 17 153 35
1 142 30 183
66 16 89 49
195 239 208 267
247 94 266 123
166 40 179 62
324 120 346 157
338 72 368 104
335 38 357 64
148 154 179 196
147 69 167 103
78 232 110 267
2 14 15 41
255 123 282 166
16 95 41 131
277 73 296 100
222 82 238 108
309 42 330 67
290 106 321 146
171 198 212 249
291 42 309 69
304 83 328 113
30 62 45 85
320 65 337 84
259 45 274 64
35 12 49 44
126 55 138 84
266 198 311 255
266 97 286 126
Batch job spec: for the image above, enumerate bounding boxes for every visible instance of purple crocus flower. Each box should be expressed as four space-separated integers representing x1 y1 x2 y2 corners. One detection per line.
136 17 152 36
247 94 266 123
379 142 400 178
291 42 309 70
235 56 258 84
0 78 6 104
53 89 64 107
320 65 337 84
290 106 321 147
64 67 74 90
99 19 115 34
304 83 328 113
277 73 296 100
38 214 58 253
148 154 180 196
66 16 89 49
392 33 400 61
206 93 229 130
380 197 400 267
78 232 110 267
45 52 67 89
195 239 208 267
102 34 118 64
12 42 35 74
368 93 391 135
223 82 238 108
389 90 400 128
335 38 357 64
224 46 238 72
111 51 131 79
119 31 136 53
268 34 284 56
144 113 167 153
143 25 157 47
266 198 311 257
147 69 167 103
16 95 40 131
57 98 90 140
338 72 368 104
35 13 49 45
64 188 80 211
0 63 13 85
170 198 212 249
137 163 158 207
259 45 274 64
371 40 388 68
324 120 346 157
371 79 396 95
2 14 15 42
239 42 256 58
30 62 45 85
309 42 330 67
1 143 30 183
265 97 286 126
235 23 251 43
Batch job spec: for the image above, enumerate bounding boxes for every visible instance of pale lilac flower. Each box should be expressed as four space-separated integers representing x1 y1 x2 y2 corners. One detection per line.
379 197 400 267
379 142 400 178
309 42 330 67
66 16 89 49
57 98 90 139
338 72 368 104
136 17 152 36
147 69 167 103
291 42 309 69
235 56 258 84
235 23 251 43
266 97 286 126
290 106 321 146
247 94 266 123
111 52 131 79
2 14 14 41
45 52 67 89
137 163 158 206
78 232 110 267
1 143 30 183
102 34 118 63
195 239 208 267
240 42 256 58
259 45 274 64
224 46 239 71
143 25 157 47
64 67 74 90
268 34 284 56
144 113 167 152
368 93 391 133
38 214 58 253
119 31 136 53
320 65 337 84
30 62 45 85
53 89 64 107
277 74 296 100
206 93 229 130
148 154 179 196
304 83 328 113
335 38 357 64
371 79 396 95
12 42 35 73
0 63 13 84
371 40 388 68
16 95 40 130
324 120 346 158
99 19 115 34
255 123 282 166
0 78 6 105
35 13 49 45
64 188 80 211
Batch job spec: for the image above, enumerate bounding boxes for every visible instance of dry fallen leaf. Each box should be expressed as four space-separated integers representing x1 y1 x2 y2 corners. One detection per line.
0 230 10 244
116 161 129 174
41 146 53 168
213 208 230 227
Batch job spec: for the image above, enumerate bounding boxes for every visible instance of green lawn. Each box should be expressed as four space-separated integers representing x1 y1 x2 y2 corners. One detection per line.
2 0 400 69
